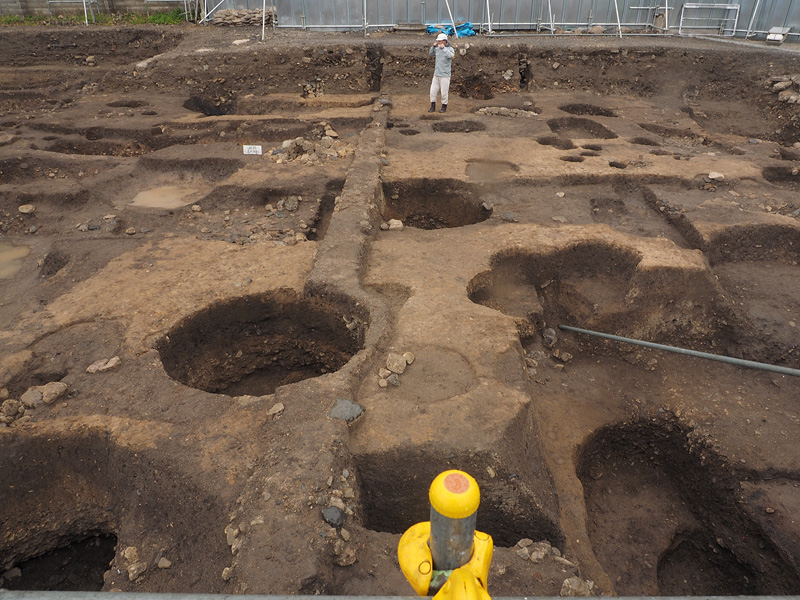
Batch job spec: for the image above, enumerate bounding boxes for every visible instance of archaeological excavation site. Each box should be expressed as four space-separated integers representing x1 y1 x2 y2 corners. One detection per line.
1 13 800 599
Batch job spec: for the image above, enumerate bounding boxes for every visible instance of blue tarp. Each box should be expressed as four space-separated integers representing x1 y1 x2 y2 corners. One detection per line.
426 22 476 36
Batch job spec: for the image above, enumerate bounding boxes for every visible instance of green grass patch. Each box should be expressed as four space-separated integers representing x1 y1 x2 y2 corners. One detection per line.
0 7 187 26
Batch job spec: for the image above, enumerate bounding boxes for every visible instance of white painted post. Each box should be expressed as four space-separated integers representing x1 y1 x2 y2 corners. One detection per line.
443 0 459 37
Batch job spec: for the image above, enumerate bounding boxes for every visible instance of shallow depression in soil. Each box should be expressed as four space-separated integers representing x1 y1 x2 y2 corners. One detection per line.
130 185 204 209
157 288 366 396
0 242 31 279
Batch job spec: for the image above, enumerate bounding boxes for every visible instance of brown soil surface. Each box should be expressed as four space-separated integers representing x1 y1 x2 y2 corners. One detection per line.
1 23 800 597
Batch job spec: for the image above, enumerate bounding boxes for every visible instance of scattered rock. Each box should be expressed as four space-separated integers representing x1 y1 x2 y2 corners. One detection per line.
213 7 276 26
125 227 137 235
3 567 22 580
1 399 23 419
516 546 531 559
386 373 401 387
542 328 557 347
221 566 233 581
766 507 775 514
122 546 140 563
517 538 534 548
560 576 593 596
284 196 300 211
322 506 345 528
328 397 365 423
478 107 537 118
340 528 351 541
386 352 407 374
267 402 285 417
335 547 357 566
387 219 404 231
378 367 392 379
378 378 389 388
157 557 172 569
20 388 44 408
403 351 416 365
708 171 725 181
191 204 202 212
40 381 68 404
529 541 552 563
18 204 35 214
587 25 605 34
86 356 121 373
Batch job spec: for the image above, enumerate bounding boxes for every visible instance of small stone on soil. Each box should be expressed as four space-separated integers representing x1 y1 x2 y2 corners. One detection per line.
86 356 121 373
335 547 357 566
386 352 407 374
267 402 285 417
322 506 345 528
328 397 365 422
403 351 416 364
18 204 35 214
560 576 593 596
386 373 401 387
387 219 404 231
158 557 172 569
20 388 43 408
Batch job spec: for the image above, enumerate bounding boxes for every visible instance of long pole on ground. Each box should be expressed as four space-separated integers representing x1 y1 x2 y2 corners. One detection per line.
443 0 459 36
261 0 265 39
559 325 800 377
486 0 492 33
82 0 89 25
612 0 622 37
548 0 554 33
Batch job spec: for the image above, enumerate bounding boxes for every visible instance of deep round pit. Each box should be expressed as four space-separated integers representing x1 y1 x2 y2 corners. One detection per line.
382 179 491 229
157 289 365 396
3 533 117 591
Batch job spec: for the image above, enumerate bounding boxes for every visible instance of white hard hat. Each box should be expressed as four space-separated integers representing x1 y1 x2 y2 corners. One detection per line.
436 33 448 41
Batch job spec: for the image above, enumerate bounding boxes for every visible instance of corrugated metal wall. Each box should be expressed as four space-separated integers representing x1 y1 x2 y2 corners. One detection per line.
272 0 800 37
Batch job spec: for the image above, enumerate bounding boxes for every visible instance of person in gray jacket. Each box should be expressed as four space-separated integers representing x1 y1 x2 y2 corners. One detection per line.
428 33 455 113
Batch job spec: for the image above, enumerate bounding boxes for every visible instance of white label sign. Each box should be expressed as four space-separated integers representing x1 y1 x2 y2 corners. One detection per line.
243 145 263 155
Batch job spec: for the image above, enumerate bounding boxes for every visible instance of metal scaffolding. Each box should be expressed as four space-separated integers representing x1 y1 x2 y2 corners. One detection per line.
270 0 799 39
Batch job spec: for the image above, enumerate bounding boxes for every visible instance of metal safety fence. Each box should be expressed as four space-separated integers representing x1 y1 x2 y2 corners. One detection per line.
271 0 800 40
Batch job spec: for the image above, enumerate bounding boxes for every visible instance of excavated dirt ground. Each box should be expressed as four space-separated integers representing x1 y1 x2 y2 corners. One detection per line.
1 23 800 596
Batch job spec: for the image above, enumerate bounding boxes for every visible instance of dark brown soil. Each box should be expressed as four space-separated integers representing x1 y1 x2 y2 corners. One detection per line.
1 22 800 598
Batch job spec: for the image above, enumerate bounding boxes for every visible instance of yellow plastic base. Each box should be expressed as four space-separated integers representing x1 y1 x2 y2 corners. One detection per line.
398 522 493 600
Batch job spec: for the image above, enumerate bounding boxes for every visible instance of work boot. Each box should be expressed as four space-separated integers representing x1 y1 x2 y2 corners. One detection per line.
439 104 447 113
428 102 436 113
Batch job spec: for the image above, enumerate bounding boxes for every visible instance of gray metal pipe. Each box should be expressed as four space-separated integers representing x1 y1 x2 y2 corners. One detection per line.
559 325 800 377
